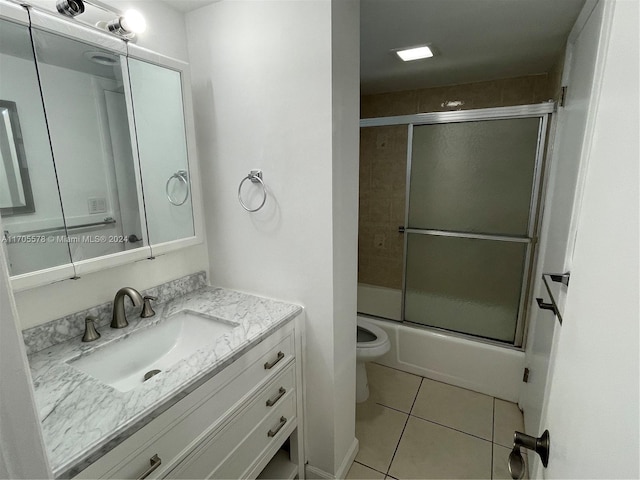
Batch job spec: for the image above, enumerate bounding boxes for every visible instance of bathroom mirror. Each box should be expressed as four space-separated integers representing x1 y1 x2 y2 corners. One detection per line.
0 17 73 278
127 56 195 246
30 27 148 265
1 6 202 290
0 100 35 215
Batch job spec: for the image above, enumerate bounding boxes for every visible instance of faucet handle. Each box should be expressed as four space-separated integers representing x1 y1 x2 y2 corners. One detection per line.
82 315 101 342
141 295 157 318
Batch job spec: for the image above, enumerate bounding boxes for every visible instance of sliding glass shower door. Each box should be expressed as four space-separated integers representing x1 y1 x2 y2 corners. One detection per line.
403 117 545 344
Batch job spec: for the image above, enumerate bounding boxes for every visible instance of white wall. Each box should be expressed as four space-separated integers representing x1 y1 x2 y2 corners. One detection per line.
330 0 359 470
11 0 210 329
185 0 359 475
38 64 117 222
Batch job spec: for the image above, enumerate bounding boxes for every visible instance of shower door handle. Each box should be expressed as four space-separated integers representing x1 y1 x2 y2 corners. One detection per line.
398 226 405 234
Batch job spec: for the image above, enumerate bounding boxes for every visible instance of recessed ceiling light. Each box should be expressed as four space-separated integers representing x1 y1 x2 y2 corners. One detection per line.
395 45 434 62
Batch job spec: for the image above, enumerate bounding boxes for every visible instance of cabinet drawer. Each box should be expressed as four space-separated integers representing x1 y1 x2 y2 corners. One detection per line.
214 400 296 480
75 326 294 479
169 365 297 479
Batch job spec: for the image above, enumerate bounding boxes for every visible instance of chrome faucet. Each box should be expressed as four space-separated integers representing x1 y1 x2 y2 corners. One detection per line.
111 287 144 329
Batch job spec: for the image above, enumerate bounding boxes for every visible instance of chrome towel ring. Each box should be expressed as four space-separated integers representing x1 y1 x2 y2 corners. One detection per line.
238 169 267 212
166 170 189 206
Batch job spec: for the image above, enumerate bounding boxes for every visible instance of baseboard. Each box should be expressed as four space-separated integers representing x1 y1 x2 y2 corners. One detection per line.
305 464 334 479
335 438 359 479
305 438 359 479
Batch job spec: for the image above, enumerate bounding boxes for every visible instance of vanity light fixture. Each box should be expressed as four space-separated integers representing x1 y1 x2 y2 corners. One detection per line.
395 45 434 62
54 0 146 40
106 9 147 38
56 0 85 17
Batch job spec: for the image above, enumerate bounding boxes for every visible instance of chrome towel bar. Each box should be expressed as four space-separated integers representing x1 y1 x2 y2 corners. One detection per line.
238 169 267 212
3 217 116 237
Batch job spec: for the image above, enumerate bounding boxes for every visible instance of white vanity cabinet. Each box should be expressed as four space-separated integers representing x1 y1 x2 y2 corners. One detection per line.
74 320 304 480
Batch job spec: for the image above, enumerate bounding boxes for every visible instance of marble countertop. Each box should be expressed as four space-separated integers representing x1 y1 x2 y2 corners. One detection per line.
28 286 302 478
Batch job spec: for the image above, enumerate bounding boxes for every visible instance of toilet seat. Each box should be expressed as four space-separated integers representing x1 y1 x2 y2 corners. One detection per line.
356 318 389 350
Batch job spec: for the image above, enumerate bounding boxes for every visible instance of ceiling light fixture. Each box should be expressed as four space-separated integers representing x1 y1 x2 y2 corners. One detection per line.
106 9 147 37
395 45 434 62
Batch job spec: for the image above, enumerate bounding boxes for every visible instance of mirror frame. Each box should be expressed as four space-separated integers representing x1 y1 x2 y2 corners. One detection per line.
4 5 203 290
0 100 36 216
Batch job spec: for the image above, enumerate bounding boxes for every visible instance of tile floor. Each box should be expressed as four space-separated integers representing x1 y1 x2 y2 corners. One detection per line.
346 363 528 480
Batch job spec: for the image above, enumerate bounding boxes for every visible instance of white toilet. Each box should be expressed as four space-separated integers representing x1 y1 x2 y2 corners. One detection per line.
356 317 391 403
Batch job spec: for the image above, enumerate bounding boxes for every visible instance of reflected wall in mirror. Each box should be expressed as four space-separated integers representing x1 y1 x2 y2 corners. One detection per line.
31 29 146 262
0 18 72 276
128 57 195 245
0 100 35 215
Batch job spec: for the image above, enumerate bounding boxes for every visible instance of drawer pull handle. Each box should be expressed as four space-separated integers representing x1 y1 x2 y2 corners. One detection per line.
264 351 285 370
266 387 286 407
138 454 161 479
268 416 287 437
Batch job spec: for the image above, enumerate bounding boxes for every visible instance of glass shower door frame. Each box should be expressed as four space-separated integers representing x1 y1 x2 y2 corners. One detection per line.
399 105 552 347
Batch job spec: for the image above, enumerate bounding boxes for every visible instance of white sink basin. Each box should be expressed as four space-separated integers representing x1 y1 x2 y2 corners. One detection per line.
68 310 239 392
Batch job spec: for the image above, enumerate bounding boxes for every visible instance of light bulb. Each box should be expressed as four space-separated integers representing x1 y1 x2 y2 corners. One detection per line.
121 10 146 34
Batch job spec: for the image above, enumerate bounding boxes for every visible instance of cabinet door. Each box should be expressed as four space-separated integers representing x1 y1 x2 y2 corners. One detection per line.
127 57 195 249
0 17 73 281
30 28 148 267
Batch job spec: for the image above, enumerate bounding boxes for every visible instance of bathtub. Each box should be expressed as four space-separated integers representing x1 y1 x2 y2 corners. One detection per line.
359 315 525 402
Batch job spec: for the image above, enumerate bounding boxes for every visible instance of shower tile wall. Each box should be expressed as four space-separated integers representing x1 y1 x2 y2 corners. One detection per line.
359 125 407 290
358 67 562 296
360 71 562 119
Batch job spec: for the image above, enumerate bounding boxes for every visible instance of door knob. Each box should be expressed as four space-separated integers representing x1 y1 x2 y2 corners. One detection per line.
508 430 550 479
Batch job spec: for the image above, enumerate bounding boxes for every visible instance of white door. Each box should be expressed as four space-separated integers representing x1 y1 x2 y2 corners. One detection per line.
526 0 639 477
520 0 608 436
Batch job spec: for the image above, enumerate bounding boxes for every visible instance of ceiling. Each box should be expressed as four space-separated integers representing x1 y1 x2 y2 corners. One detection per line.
361 0 585 94
161 0 585 95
